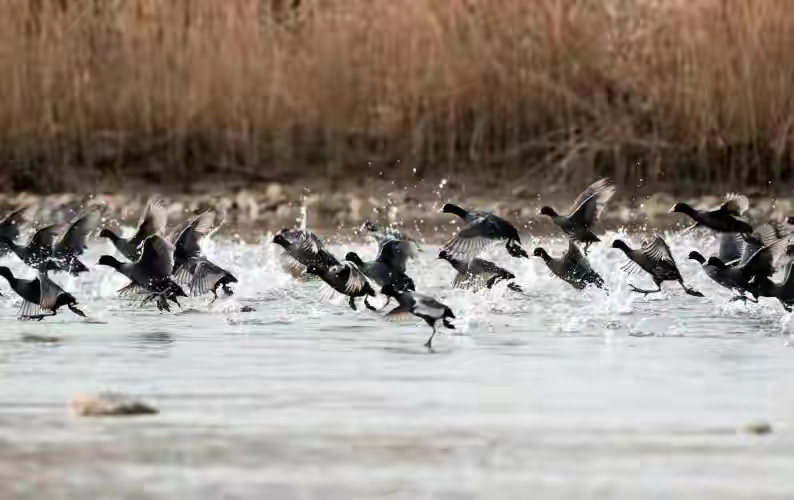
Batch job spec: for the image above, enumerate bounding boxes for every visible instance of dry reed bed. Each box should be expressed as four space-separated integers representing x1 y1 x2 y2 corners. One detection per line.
1 0 794 192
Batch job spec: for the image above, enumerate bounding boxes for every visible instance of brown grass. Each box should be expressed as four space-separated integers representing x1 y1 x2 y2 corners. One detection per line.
2 0 794 193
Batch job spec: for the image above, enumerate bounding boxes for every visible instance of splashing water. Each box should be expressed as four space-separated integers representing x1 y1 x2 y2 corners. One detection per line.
0 229 793 498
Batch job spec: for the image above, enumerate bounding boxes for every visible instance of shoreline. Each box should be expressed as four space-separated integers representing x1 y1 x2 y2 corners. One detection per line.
1 180 788 243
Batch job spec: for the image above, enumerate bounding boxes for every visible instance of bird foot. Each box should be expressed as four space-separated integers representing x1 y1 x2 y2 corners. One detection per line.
628 284 658 296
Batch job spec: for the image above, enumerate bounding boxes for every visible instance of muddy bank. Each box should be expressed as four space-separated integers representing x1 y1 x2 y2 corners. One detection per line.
0 180 787 242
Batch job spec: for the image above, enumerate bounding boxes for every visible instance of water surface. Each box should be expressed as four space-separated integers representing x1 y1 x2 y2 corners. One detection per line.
1 231 793 499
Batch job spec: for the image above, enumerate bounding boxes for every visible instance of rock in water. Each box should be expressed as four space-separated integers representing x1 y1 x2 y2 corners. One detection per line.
741 421 773 435
69 392 158 417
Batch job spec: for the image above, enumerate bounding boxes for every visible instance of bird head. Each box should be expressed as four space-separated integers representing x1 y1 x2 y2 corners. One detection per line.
688 251 706 264
539 206 557 217
97 255 122 269
272 232 289 247
98 228 114 239
706 256 727 270
0 266 12 281
437 250 451 261
669 202 695 215
363 221 378 232
532 247 548 258
611 240 630 252
345 252 363 266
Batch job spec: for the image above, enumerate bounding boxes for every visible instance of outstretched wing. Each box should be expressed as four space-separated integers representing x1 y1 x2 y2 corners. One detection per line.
375 239 409 274
28 224 61 251
639 235 676 267
189 258 230 296
129 199 168 248
172 211 215 260
720 193 749 216
567 178 615 227
341 261 371 295
136 235 175 278
37 272 66 311
55 205 103 256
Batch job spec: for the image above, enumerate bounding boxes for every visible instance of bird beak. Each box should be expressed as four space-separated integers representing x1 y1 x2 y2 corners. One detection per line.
667 206 676 213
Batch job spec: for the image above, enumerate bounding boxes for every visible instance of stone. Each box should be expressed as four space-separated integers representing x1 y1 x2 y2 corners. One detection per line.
69 392 159 417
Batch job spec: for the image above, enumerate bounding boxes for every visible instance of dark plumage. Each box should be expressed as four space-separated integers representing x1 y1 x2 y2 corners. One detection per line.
753 257 794 311
438 249 521 291
539 178 615 254
381 284 456 349
669 193 752 233
533 241 605 290
51 205 103 276
346 239 415 293
613 236 703 297
0 224 60 270
441 203 528 260
0 205 35 258
98 235 186 312
363 221 421 257
273 228 340 277
99 199 168 261
170 211 215 274
0 266 85 320
307 261 377 311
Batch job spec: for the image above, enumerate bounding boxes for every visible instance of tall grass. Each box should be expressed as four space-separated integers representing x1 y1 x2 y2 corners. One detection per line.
1 0 794 192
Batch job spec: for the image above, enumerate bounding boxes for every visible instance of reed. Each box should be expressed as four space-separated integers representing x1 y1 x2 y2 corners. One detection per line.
1 0 794 193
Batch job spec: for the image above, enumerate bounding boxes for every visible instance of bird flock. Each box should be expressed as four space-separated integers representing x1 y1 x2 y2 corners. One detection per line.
1 179 794 349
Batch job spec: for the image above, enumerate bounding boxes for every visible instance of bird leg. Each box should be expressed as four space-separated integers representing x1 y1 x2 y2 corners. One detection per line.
442 318 455 330
507 282 523 293
730 294 758 303
583 242 592 255
210 288 218 305
628 283 662 295
679 281 704 297
348 296 357 311
424 324 437 350
222 284 234 297
363 296 378 311
140 293 158 308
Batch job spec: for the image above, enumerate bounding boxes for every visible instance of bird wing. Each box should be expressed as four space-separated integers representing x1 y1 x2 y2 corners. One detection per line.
37 272 65 311
567 178 615 227
717 233 743 264
129 199 168 248
779 260 794 295
341 261 371 295
720 193 749 216
172 211 215 260
28 224 61 250
375 239 409 274
741 238 788 277
18 299 51 319
639 235 676 267
0 205 37 239
561 240 587 267
136 235 175 278
54 205 103 256
189 258 230 296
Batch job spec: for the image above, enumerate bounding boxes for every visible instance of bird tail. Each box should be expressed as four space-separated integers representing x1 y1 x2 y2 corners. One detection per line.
443 307 455 319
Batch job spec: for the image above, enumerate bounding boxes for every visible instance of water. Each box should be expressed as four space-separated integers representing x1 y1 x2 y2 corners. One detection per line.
1 231 794 499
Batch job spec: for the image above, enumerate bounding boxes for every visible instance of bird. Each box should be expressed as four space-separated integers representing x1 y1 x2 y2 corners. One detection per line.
0 223 60 270
539 178 615 254
169 212 237 301
306 261 377 311
0 266 85 320
687 232 760 298
669 193 753 233
705 232 789 303
345 239 415 292
613 235 703 296
98 235 187 312
438 249 521 291
51 204 103 276
533 241 605 290
751 248 794 310
0 205 36 257
99 199 168 261
363 221 421 256
273 228 341 277
380 284 456 349
440 203 528 259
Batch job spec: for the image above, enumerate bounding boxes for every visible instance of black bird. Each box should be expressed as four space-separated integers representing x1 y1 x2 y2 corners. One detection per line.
381 284 456 349
539 178 615 254
441 203 528 259
346 239 415 292
307 261 377 311
51 205 103 276
169 212 237 301
0 224 60 270
0 266 85 320
669 193 752 233
99 199 168 261
751 252 794 310
533 241 605 290
0 205 35 257
363 221 421 257
438 249 521 291
613 236 703 297
170 211 215 275
273 228 340 277
98 235 186 312
706 235 789 302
